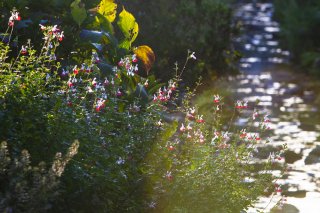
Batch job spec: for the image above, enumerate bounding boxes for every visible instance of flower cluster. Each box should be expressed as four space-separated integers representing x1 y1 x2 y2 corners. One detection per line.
40 24 64 42
153 80 177 102
211 131 230 148
179 110 206 144
20 45 27 55
260 114 271 130
8 10 21 26
62 63 121 112
236 100 248 109
117 54 138 76
213 94 221 103
274 183 282 195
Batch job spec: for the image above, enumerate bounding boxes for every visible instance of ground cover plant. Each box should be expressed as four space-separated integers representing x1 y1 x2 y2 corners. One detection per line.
0 1 286 212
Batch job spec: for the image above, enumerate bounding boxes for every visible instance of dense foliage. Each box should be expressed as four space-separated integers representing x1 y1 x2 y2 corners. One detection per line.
0 1 283 212
274 0 320 75
0 0 239 86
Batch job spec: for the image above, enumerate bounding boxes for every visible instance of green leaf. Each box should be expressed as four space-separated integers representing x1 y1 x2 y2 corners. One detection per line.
95 13 114 34
71 0 87 27
118 39 131 50
117 7 139 48
98 0 117 23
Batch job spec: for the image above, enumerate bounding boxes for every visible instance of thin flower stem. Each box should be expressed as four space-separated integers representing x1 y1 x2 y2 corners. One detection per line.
9 48 22 72
178 57 190 79
8 26 14 44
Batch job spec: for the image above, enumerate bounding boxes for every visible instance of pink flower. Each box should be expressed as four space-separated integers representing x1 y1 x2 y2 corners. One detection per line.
213 94 221 103
187 123 192 131
95 99 106 112
116 88 122 97
8 21 14 27
187 132 192 139
20 45 27 55
39 24 46 31
67 80 73 87
104 78 110 86
132 54 138 63
91 78 97 87
153 94 158 102
51 25 60 34
8 11 21 26
196 115 204 123
275 185 282 195
144 80 149 87
187 113 195 120
167 145 175 151
165 171 173 181
73 66 79 75
264 114 270 123
252 110 259 120
187 107 196 120
199 133 205 144
180 124 186 132
240 129 247 139
169 80 177 91
236 100 248 109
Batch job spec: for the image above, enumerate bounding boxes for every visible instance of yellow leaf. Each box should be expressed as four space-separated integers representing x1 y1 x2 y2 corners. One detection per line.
98 0 117 23
117 7 139 43
133 45 155 75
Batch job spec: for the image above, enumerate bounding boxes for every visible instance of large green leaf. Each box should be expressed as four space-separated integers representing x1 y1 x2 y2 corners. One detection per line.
70 0 87 27
117 7 139 47
98 0 117 23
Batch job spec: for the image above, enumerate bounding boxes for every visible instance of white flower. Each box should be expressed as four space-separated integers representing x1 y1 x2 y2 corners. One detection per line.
116 157 125 165
190 52 196 60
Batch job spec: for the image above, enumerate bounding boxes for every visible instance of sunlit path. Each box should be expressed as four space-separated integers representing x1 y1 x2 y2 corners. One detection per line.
231 1 320 212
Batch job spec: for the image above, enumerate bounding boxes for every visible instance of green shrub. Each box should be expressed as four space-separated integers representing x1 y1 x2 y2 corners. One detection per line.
0 5 283 212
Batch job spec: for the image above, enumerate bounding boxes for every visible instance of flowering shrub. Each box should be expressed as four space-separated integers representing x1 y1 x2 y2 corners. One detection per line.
0 8 286 213
0 17 161 211
140 70 287 212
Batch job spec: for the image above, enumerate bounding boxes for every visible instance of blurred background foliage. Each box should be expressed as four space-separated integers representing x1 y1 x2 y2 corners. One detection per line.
274 0 320 76
119 0 239 85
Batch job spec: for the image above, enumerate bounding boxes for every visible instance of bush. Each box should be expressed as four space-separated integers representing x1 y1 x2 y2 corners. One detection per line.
0 4 283 212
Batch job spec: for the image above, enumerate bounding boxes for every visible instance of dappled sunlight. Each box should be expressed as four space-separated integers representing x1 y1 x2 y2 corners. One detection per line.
205 0 320 212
